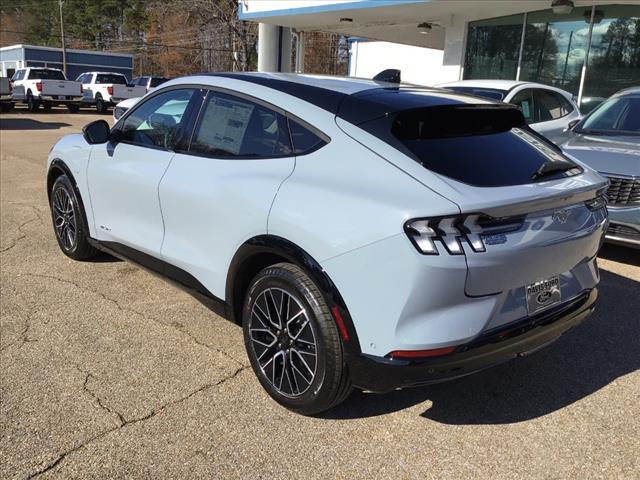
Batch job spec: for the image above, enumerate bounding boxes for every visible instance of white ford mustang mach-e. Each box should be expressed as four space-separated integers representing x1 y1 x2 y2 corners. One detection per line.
47 73 608 414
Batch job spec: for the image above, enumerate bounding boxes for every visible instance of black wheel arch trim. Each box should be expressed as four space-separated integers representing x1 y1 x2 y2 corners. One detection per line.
226 235 362 356
47 159 92 239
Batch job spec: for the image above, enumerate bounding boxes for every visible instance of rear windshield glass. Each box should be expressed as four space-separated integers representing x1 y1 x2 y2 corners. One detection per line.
96 74 127 85
150 77 169 88
444 86 507 101
362 105 580 187
28 69 65 80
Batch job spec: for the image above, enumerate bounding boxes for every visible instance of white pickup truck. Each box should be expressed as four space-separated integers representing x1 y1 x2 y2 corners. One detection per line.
77 72 146 113
0 77 12 112
11 67 83 112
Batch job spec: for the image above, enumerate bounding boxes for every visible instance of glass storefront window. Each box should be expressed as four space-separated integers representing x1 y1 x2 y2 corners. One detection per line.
464 4 640 109
520 7 593 94
464 14 524 80
583 5 640 102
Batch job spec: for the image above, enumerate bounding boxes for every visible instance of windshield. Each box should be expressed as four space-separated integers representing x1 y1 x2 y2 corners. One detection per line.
444 86 507 101
28 69 65 80
577 95 640 136
96 74 127 85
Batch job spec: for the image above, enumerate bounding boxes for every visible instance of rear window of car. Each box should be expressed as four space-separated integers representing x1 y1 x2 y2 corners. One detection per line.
360 105 580 187
28 69 65 80
96 74 127 85
443 86 507 101
150 77 169 88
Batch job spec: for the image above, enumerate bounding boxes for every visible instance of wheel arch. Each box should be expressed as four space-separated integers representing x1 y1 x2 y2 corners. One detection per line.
226 235 362 355
47 159 92 237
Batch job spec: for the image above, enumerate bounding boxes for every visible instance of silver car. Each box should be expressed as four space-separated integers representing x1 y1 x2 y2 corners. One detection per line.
562 87 640 249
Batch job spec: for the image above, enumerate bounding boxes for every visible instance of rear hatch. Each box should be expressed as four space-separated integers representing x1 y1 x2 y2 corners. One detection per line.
342 94 609 297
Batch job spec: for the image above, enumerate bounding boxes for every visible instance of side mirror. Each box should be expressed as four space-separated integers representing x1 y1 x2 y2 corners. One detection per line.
82 120 111 144
565 119 580 132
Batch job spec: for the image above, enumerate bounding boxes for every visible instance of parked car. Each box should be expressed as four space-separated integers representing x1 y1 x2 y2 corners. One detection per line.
113 96 141 122
132 76 170 93
0 76 12 112
562 87 639 249
11 67 82 112
47 73 608 414
76 72 146 113
438 80 581 144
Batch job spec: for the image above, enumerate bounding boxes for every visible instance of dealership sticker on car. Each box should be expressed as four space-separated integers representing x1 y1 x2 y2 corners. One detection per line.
526 275 561 315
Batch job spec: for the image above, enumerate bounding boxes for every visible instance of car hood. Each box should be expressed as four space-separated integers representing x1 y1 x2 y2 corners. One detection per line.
562 133 640 177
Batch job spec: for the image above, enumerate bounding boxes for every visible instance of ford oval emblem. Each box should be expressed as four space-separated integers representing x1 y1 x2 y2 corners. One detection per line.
537 291 552 304
552 209 569 224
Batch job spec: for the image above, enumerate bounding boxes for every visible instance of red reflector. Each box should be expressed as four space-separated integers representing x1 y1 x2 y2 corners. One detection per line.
389 346 455 359
36 82 42 92
330 306 349 342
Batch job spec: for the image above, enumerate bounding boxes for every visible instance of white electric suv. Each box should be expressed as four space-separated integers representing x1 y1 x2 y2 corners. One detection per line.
47 73 608 414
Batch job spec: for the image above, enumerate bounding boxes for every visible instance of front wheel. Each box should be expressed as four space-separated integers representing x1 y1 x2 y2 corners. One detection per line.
243 263 351 415
50 175 98 260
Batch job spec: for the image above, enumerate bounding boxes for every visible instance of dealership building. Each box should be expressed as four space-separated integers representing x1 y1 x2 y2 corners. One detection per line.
240 0 639 106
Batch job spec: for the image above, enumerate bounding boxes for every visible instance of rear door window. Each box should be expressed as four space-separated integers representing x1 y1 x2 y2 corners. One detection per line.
288 119 326 154
510 89 535 123
535 89 572 122
190 91 292 158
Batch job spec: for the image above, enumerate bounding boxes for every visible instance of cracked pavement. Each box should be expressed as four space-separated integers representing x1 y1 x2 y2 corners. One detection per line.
1 108 639 479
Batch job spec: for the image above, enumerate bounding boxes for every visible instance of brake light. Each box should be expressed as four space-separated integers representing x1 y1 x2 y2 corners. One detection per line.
405 214 524 255
388 346 456 360
80 85 83 93
36 82 42 92
107 85 113 96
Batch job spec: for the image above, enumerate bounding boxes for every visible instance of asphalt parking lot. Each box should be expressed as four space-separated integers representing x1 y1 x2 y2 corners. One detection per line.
1 106 639 480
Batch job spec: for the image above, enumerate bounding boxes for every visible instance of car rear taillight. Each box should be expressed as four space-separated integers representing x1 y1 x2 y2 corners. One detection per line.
405 214 524 255
36 82 42 92
80 85 83 93
107 86 113 95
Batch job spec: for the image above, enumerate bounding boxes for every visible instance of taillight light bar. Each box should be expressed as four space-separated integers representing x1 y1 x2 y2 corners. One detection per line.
405 214 524 255
107 85 114 96
35 82 43 92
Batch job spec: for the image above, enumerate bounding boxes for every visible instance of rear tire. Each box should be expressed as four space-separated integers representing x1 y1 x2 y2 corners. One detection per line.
67 104 80 113
26 92 39 112
95 94 107 114
50 175 98 261
243 263 352 415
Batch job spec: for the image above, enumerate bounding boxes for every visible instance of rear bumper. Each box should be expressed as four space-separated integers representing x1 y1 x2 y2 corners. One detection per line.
0 94 11 102
40 95 82 103
348 289 597 393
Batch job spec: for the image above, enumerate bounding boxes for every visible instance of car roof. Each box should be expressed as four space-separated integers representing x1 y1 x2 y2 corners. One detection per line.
170 72 497 124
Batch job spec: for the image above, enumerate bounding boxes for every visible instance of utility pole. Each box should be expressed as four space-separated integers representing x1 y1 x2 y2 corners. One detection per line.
59 0 67 76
